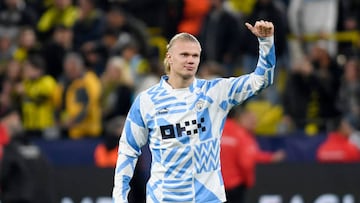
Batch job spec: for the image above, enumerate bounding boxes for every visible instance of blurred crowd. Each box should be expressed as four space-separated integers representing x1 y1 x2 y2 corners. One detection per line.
0 0 359 141
0 0 360 202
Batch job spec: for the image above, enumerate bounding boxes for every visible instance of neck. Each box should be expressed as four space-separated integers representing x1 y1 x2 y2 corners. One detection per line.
167 75 194 89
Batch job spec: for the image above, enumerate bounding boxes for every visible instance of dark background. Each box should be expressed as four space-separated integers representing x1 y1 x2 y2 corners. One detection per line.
48 164 360 203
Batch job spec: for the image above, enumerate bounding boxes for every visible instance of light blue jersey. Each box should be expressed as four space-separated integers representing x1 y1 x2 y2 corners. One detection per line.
113 36 276 203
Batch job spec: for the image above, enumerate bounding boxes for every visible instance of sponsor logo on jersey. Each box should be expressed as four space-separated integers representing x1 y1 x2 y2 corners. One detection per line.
157 108 169 115
160 117 206 139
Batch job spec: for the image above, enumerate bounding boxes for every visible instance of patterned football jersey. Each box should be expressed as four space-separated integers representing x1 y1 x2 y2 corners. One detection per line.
113 36 275 203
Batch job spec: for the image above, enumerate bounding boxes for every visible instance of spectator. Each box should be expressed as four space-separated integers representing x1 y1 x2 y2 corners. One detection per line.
308 42 342 118
23 0 50 15
104 6 150 56
94 116 125 168
55 53 102 139
73 0 105 51
336 58 360 130
0 59 23 111
79 28 121 77
198 0 240 71
101 57 133 122
80 7 151 71
220 106 285 203
197 60 225 80
37 0 78 41
163 0 184 40
223 0 256 17
42 25 74 80
133 58 163 96
0 0 38 38
177 0 211 36
245 99 285 136
337 0 360 57
83 44 107 76
0 31 16 69
112 0 167 31
12 27 41 62
338 0 360 27
282 56 339 135
16 55 57 138
120 41 150 92
0 107 53 203
317 117 360 163
287 0 339 58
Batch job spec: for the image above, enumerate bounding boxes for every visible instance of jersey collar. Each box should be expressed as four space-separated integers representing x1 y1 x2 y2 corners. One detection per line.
160 75 198 93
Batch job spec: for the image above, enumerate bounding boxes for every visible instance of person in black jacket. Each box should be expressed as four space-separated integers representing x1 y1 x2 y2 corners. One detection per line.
282 56 341 135
0 107 53 203
198 0 240 75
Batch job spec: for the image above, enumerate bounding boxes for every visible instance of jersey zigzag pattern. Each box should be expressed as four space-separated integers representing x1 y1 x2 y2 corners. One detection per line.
113 36 276 203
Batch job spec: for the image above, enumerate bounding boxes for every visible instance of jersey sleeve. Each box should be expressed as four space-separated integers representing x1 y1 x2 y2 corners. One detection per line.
112 95 148 203
221 36 276 108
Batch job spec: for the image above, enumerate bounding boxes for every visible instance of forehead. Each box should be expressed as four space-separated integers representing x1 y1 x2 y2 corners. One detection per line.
170 40 201 54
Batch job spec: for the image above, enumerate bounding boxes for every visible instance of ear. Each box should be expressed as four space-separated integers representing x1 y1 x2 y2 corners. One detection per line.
166 53 172 63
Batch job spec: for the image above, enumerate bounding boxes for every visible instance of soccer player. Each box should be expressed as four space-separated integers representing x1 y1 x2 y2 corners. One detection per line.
112 20 276 203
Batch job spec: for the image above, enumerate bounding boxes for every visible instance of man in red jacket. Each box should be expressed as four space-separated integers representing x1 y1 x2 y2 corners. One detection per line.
220 106 285 203
317 117 360 163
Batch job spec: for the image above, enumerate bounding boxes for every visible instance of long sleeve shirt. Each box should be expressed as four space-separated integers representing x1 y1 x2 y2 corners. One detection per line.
220 119 274 190
317 132 360 163
288 0 338 36
113 36 276 203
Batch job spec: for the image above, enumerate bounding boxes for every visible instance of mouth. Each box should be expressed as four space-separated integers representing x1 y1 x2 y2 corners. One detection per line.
184 66 195 71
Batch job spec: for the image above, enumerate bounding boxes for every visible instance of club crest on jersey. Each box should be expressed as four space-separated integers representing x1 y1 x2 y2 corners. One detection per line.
195 100 205 112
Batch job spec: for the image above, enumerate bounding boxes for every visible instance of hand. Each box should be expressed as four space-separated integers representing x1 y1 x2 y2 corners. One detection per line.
245 20 274 38
272 150 286 162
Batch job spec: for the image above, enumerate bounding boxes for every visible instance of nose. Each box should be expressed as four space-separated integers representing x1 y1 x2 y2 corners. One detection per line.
186 57 195 64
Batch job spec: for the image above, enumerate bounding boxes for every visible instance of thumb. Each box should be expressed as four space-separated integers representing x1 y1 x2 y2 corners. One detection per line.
245 22 254 31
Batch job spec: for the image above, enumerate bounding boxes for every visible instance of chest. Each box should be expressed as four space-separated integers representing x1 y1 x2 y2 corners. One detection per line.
145 89 220 146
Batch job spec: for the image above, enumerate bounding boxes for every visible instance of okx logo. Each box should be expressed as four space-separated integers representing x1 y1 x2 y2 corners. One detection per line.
160 117 206 139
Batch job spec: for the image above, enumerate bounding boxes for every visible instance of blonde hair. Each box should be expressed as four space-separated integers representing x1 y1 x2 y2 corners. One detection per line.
163 32 201 74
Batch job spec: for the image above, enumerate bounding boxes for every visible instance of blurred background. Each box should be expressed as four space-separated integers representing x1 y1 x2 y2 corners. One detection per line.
0 0 360 202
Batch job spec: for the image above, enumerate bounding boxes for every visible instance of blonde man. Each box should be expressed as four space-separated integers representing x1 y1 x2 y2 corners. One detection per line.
113 20 276 203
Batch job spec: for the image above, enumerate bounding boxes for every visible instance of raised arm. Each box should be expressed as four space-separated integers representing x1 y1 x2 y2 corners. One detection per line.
246 20 276 89
220 20 275 107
